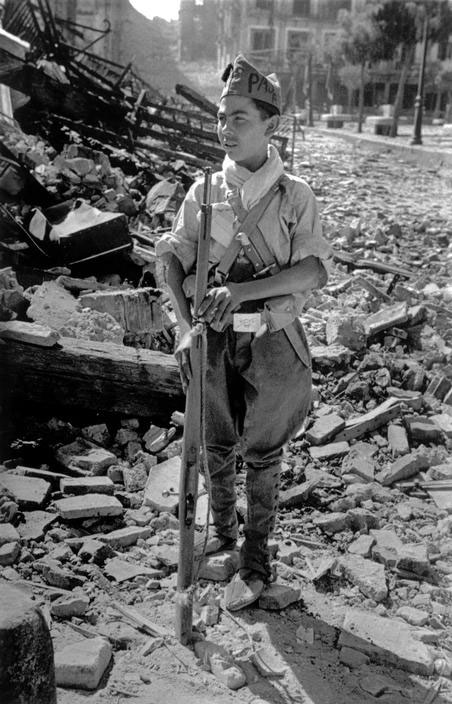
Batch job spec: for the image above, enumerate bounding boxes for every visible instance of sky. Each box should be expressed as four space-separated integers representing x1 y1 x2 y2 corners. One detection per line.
130 0 180 22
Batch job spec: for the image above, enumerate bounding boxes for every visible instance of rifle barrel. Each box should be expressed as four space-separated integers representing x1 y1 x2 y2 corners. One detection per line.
175 167 212 645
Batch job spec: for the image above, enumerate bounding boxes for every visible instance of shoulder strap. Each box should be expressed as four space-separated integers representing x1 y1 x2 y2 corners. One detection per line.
215 177 283 283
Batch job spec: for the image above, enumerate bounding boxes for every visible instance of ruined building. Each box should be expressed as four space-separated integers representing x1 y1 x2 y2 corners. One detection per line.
180 0 452 115
45 0 182 94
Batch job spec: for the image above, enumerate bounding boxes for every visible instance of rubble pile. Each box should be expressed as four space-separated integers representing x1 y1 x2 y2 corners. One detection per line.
0 125 452 701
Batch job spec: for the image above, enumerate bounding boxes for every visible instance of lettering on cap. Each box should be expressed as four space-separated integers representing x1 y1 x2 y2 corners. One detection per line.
220 55 281 113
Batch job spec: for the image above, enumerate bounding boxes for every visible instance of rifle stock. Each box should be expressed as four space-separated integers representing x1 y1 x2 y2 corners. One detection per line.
175 167 212 644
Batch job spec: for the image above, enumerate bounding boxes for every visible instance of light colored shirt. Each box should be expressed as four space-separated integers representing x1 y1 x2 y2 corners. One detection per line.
155 170 332 314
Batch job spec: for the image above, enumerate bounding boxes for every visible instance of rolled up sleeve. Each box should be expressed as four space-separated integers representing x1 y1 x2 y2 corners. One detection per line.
289 181 332 278
155 181 202 274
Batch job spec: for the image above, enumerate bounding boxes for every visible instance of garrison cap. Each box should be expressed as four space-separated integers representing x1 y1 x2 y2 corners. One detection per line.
220 54 281 114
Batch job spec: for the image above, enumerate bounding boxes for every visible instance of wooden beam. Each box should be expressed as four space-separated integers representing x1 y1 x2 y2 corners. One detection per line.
0 336 183 420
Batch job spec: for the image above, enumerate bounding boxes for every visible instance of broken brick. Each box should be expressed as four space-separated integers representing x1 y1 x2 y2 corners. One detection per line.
53 494 123 520
100 526 152 548
406 416 443 444
60 476 114 495
0 473 51 508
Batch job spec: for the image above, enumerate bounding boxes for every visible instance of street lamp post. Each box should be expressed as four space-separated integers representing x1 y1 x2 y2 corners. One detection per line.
411 12 429 145
307 52 314 126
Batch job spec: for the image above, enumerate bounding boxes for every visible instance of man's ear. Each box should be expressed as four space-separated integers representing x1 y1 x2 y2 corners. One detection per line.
265 115 280 136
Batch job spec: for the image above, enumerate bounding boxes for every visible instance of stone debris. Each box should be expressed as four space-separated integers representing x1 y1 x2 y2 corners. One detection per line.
60 476 115 495
54 494 123 520
1 128 452 700
0 472 51 508
339 609 435 676
56 440 117 476
54 637 112 690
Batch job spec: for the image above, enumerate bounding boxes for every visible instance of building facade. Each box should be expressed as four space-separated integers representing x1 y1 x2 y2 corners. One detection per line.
180 0 452 115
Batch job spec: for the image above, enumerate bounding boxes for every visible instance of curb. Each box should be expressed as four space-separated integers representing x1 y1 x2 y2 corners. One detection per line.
311 127 452 168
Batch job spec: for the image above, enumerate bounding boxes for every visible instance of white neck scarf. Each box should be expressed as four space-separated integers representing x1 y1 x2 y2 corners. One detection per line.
222 144 285 210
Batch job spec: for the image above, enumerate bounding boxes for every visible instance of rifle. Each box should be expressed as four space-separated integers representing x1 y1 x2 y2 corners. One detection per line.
175 167 212 644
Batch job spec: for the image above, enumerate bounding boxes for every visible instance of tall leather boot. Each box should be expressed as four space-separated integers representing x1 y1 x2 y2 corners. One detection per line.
197 446 238 555
240 463 280 581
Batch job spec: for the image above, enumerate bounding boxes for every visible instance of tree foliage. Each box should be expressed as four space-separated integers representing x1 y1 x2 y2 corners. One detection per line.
336 7 383 130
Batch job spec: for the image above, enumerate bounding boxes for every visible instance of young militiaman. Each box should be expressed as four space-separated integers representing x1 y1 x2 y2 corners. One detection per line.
156 55 331 610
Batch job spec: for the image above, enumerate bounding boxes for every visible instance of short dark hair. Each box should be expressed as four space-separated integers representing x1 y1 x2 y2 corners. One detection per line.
252 98 280 120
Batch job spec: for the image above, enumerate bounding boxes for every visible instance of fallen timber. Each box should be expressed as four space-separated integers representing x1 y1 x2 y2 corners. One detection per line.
0 337 184 420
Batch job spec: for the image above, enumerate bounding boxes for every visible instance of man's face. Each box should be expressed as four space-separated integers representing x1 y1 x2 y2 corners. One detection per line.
217 95 277 172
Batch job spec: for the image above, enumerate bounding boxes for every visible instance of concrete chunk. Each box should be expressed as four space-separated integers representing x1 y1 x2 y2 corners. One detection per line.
35 558 84 590
371 529 403 568
387 424 410 456
381 449 430 486
310 344 351 366
79 287 163 335
0 584 56 703
0 473 51 508
341 449 375 482
309 441 350 461
339 609 434 675
396 606 429 627
197 551 240 581
0 320 59 347
396 543 430 576
279 478 321 509
431 414 452 438
306 413 345 445
143 456 180 514
51 595 90 619
258 584 300 610
340 554 388 602
0 523 20 546
0 541 20 565
53 494 123 520
60 476 114 495
17 511 57 541
78 538 114 565
313 512 349 534
104 556 163 583
363 302 408 336
348 534 375 557
55 637 112 690
325 315 366 351
100 526 152 547
56 439 117 476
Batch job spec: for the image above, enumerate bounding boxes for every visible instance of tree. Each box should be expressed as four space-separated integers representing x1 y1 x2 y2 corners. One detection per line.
337 7 383 132
374 0 452 137
434 59 452 120
338 63 366 113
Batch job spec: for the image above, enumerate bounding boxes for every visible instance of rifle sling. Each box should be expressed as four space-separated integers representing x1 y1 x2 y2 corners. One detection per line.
214 176 310 368
215 178 283 282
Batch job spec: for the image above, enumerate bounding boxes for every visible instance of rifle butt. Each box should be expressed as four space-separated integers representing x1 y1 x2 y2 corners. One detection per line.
174 589 194 644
